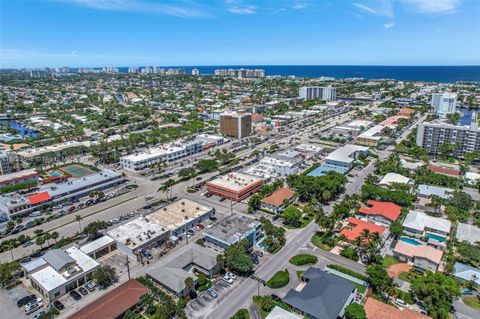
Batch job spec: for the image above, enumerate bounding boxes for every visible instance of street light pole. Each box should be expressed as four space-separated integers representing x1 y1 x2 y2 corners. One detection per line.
125 255 131 280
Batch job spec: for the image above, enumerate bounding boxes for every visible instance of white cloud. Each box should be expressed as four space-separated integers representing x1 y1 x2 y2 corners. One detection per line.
292 3 308 10
383 22 395 29
227 5 257 15
54 0 207 18
402 0 461 14
353 1 394 18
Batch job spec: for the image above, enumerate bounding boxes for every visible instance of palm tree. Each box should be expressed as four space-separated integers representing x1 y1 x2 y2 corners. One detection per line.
75 215 83 232
184 277 194 293
36 237 45 249
51 231 59 243
43 233 51 247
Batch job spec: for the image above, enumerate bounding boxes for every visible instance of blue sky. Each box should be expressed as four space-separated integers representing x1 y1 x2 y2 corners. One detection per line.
1 0 479 68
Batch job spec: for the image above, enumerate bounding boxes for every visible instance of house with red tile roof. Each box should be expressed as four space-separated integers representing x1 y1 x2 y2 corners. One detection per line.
393 241 443 272
365 297 431 319
359 200 402 225
261 187 296 213
68 279 149 319
339 217 387 242
427 164 460 177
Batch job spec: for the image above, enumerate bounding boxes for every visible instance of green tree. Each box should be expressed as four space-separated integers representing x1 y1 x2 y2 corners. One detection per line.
230 308 250 319
366 264 394 299
224 240 254 274
411 271 460 319
389 221 403 238
93 265 117 289
345 303 367 319
51 231 59 243
75 214 83 232
195 159 219 173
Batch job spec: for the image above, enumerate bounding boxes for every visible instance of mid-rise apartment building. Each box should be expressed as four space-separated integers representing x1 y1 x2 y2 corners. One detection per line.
214 68 265 78
298 86 337 101
416 121 480 158
431 93 457 116
220 112 252 138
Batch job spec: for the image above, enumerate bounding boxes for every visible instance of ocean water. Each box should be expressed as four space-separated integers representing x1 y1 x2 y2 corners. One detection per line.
108 65 480 83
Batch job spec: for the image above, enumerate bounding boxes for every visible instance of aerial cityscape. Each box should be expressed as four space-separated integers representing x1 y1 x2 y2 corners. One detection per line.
0 1 479 319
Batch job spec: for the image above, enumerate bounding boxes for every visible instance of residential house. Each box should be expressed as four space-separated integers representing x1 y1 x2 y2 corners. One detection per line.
393 241 443 272
358 200 401 225
260 188 296 213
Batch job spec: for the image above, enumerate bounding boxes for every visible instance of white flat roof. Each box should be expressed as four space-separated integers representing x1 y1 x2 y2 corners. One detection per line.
325 144 369 164
346 119 373 128
107 217 168 249
358 124 384 138
122 145 183 162
80 235 115 255
403 211 451 234
30 247 98 292
379 173 411 186
208 172 262 192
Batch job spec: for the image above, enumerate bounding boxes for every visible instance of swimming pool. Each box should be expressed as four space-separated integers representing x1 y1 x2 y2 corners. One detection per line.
307 165 348 177
48 171 63 177
400 237 421 246
258 239 269 250
426 233 446 242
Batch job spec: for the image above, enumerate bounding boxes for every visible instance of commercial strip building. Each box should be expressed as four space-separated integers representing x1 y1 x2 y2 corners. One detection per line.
206 172 263 202
416 121 480 158
219 111 252 138
68 279 150 319
431 92 457 116
402 211 451 240
0 168 38 187
0 169 124 219
203 214 262 250
393 241 443 272
324 144 369 171
146 244 220 298
107 199 214 260
23 247 99 301
358 200 401 225
355 124 385 147
244 153 304 180
298 86 337 101
120 134 226 171
282 268 355 319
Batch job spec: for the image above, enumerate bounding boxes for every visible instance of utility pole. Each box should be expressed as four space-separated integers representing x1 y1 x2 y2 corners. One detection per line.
257 281 260 296
125 255 131 279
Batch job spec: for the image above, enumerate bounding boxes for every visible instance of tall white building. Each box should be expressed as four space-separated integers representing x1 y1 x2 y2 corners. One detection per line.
431 93 457 116
128 67 139 73
192 68 200 76
102 66 119 73
298 86 337 101
142 66 154 74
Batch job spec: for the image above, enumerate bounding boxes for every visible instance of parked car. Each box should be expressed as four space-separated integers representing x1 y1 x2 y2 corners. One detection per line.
85 281 97 292
33 309 47 319
78 203 85 208
25 221 36 228
29 211 43 218
70 290 82 300
85 199 94 206
142 250 153 260
207 287 218 298
218 197 226 202
209 216 217 221
226 272 236 280
68 206 76 212
197 224 204 229
12 225 24 234
111 218 120 224
17 294 36 308
25 302 43 315
221 275 233 284
53 300 65 311
78 287 89 295
396 299 407 307
22 240 34 248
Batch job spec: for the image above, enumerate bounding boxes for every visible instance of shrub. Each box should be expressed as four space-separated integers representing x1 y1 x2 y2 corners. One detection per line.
340 246 359 261
266 269 290 289
289 254 318 266
231 308 250 319
327 264 367 281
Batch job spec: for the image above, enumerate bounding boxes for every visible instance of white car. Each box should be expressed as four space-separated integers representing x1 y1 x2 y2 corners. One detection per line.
221 275 233 284
395 298 407 307
226 272 236 280
25 302 43 315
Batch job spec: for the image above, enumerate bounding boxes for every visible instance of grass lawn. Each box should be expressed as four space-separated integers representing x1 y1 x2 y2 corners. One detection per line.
289 254 318 266
252 296 270 319
382 255 399 268
355 283 367 294
463 296 480 309
266 269 290 289
296 270 305 281
398 270 419 283
311 234 333 251
282 213 314 229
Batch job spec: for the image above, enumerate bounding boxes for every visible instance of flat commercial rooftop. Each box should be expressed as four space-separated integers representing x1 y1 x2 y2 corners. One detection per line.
325 144 369 164
0 168 37 184
207 172 262 192
107 217 169 249
204 214 260 245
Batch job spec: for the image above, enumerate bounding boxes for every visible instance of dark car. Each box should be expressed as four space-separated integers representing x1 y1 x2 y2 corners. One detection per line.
70 290 82 300
78 287 89 296
16 294 36 307
53 300 65 311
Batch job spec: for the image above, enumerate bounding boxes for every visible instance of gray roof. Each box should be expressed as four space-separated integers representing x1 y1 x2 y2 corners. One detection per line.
417 184 453 199
453 262 480 284
164 245 217 271
456 223 480 245
147 267 197 293
283 268 355 319
43 249 76 271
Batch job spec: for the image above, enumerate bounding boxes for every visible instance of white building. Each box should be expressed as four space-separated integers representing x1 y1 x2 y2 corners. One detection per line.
402 211 451 239
128 67 139 73
23 247 99 301
192 68 200 76
431 93 457 116
298 86 336 101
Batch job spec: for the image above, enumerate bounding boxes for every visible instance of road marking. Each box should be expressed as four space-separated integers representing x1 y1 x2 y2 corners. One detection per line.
313 247 317 251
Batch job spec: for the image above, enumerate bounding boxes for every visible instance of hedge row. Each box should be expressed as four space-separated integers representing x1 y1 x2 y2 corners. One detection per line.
289 254 318 266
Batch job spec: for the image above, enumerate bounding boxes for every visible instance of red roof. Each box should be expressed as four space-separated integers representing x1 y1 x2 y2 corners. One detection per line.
359 200 401 222
365 297 432 319
261 188 296 207
339 217 386 241
68 279 149 319
427 164 460 177
28 191 51 205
